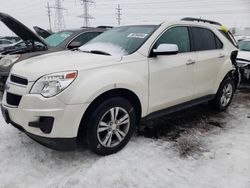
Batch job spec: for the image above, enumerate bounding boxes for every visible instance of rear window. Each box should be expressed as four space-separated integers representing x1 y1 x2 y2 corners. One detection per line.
191 27 222 51
45 31 73 47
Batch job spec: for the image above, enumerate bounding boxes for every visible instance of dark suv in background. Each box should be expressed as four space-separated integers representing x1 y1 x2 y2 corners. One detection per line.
0 12 111 91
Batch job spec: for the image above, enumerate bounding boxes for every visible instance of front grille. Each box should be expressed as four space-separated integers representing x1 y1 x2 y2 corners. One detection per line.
10 75 28 86
6 92 22 107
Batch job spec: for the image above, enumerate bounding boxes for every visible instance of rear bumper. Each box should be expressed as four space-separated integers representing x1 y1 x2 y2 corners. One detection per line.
1 104 77 151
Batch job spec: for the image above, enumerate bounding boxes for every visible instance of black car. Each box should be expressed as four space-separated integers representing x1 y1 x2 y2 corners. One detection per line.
0 12 110 91
0 36 20 43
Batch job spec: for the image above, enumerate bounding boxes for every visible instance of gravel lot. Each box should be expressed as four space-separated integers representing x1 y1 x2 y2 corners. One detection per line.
0 89 250 188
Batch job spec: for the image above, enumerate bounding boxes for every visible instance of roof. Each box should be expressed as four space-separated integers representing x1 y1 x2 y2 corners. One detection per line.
62 27 109 32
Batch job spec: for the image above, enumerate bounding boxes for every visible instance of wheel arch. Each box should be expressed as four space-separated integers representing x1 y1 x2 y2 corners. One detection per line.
77 88 142 142
219 70 239 92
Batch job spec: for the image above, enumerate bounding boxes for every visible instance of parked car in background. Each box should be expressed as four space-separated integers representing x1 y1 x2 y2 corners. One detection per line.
0 39 13 48
0 40 25 56
1 18 239 155
0 12 110 91
237 39 250 83
33 26 53 39
0 36 21 43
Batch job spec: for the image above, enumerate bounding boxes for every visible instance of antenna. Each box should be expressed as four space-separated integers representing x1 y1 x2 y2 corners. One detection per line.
53 0 67 32
46 2 52 32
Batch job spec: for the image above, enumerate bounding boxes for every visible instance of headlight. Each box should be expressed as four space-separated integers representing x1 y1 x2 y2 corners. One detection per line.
30 71 77 98
0 54 21 67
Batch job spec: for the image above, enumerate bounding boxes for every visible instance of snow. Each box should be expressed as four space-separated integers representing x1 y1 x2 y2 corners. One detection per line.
79 42 127 56
0 91 250 188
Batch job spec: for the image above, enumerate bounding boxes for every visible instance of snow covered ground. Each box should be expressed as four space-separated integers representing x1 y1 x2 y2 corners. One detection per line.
0 90 250 188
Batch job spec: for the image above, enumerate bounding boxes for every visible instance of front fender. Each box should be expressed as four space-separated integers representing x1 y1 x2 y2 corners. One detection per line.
57 64 149 116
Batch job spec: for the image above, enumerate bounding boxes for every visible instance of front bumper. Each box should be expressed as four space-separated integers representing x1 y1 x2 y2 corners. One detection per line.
1 105 76 150
1 81 89 150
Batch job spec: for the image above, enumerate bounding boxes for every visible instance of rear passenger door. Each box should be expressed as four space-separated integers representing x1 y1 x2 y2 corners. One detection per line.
190 27 225 98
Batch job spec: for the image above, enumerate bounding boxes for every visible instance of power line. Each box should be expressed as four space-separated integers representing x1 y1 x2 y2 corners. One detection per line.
46 2 52 32
52 0 67 32
116 4 122 26
78 0 95 27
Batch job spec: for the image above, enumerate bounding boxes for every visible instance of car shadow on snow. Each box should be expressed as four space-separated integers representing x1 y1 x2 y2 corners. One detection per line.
139 103 227 140
139 89 250 157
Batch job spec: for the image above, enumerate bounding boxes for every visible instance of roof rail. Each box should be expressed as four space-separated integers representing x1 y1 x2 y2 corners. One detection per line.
97 26 113 29
181 17 222 26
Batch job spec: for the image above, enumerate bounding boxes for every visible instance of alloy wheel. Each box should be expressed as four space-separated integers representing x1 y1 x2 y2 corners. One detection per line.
220 83 233 107
97 107 130 148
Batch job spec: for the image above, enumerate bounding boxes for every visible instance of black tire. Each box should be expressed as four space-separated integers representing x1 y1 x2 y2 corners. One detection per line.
86 97 136 155
211 77 235 111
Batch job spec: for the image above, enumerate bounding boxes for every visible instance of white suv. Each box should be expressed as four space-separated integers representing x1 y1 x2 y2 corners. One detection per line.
1 18 239 155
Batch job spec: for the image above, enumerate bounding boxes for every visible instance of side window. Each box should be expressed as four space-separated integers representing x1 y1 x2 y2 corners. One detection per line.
215 36 223 49
191 27 219 51
69 32 101 47
154 26 190 53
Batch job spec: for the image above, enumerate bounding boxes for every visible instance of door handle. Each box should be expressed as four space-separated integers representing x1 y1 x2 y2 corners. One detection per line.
186 59 196 65
218 53 225 58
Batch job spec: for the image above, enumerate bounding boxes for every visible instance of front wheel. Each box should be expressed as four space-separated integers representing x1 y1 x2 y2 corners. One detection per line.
86 97 136 155
211 77 235 111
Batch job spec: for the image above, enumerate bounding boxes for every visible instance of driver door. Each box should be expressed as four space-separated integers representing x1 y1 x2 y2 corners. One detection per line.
148 26 196 113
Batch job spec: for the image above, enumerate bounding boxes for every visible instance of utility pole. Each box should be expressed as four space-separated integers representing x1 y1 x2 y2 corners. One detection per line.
78 0 94 27
53 0 66 32
46 2 52 32
116 4 122 26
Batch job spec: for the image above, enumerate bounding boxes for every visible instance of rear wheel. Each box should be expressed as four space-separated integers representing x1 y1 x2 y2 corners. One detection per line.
86 97 136 155
212 77 235 111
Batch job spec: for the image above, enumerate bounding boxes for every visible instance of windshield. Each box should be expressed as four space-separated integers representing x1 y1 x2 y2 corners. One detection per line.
79 25 158 55
239 41 250 51
45 31 73 47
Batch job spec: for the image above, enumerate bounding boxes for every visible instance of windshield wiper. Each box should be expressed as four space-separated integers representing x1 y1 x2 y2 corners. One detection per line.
81 50 111 56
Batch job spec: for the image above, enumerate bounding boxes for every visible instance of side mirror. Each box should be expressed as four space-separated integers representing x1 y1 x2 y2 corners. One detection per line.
68 41 82 49
152 44 179 56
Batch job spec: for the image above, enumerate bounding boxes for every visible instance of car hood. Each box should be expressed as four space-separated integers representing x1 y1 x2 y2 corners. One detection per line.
11 51 123 81
0 12 47 46
33 26 52 39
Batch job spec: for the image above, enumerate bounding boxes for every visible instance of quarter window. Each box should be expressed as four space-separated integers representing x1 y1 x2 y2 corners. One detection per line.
154 26 190 53
215 36 223 49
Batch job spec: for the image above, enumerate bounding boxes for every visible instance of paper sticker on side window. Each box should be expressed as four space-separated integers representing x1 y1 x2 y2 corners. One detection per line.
127 33 148 39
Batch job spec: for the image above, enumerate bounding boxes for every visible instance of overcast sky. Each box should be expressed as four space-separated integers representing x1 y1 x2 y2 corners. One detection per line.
0 0 250 36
